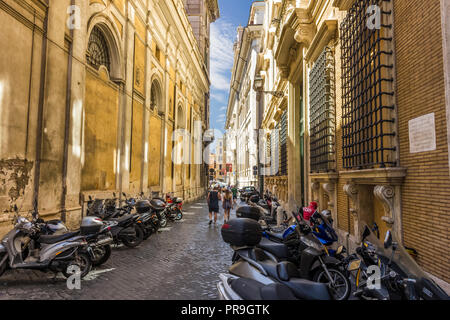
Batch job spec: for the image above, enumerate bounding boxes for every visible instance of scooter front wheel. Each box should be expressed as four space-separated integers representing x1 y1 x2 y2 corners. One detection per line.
91 245 112 267
175 209 183 221
313 267 351 300
159 215 168 228
122 225 144 248
62 252 92 279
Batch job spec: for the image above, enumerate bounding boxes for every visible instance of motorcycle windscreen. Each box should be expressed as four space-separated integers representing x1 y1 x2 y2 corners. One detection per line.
360 221 449 300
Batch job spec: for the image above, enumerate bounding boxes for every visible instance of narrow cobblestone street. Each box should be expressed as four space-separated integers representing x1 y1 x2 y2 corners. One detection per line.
0 199 236 300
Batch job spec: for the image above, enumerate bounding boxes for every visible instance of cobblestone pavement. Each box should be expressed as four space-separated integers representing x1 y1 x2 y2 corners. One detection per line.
0 199 237 300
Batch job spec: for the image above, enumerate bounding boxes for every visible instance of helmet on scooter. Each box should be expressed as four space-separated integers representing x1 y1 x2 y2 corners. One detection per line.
321 210 332 221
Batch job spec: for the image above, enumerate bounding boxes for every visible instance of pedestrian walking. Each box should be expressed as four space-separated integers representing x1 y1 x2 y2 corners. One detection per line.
222 189 233 223
207 186 222 225
231 185 238 207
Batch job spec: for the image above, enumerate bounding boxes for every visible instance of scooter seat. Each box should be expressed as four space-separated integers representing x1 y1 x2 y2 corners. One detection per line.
282 278 331 301
110 214 135 224
249 257 330 300
39 231 80 244
229 277 297 300
150 204 165 212
265 230 285 242
257 237 290 259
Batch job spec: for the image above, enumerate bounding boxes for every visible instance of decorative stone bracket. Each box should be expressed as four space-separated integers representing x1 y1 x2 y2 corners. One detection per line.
373 185 395 225
322 182 336 209
294 23 316 48
322 182 337 228
311 181 320 203
344 183 360 239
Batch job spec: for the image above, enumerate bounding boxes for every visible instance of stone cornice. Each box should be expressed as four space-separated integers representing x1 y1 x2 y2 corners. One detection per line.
310 172 339 182
339 168 407 185
305 19 338 63
333 0 355 11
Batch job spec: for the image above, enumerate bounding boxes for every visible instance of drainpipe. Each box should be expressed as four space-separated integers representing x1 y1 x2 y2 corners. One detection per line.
33 2 49 215
61 0 76 222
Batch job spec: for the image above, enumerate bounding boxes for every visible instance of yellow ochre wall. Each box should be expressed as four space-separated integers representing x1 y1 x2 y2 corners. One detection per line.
82 69 119 191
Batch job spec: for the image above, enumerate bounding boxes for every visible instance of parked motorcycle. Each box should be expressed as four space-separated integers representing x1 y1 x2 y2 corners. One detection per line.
218 218 333 300
0 207 93 279
277 210 347 260
135 199 164 240
347 222 450 300
247 209 351 300
150 193 182 222
87 196 144 248
217 273 298 300
37 216 114 267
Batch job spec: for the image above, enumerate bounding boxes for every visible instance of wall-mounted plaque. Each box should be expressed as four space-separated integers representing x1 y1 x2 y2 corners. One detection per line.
409 113 437 153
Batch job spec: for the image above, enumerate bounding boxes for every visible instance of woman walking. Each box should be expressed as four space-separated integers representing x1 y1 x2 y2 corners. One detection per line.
207 186 221 225
222 189 233 223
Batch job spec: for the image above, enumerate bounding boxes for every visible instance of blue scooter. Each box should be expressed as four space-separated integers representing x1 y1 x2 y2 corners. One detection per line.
262 209 346 258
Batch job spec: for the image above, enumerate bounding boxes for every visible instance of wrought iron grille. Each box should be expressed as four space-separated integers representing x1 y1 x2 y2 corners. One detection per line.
309 47 336 173
341 0 396 169
87 26 111 72
279 110 288 176
271 126 279 176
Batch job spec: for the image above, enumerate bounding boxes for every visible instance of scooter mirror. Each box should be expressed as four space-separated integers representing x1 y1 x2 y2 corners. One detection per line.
336 246 346 255
362 226 371 241
384 230 393 249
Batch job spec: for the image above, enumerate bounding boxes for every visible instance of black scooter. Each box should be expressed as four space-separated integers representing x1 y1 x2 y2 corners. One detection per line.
87 196 144 248
251 210 351 300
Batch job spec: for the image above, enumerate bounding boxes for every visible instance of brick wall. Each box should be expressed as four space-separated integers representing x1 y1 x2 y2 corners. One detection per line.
394 0 450 282
334 17 354 235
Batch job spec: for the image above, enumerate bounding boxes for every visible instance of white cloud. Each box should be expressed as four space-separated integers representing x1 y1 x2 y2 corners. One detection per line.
210 19 236 92
211 92 227 103
219 106 227 111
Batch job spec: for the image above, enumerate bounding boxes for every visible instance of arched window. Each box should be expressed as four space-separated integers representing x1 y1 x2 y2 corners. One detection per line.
151 80 164 115
177 104 185 129
87 26 111 72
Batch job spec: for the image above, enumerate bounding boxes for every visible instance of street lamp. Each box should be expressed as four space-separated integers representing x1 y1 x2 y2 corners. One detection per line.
253 75 284 98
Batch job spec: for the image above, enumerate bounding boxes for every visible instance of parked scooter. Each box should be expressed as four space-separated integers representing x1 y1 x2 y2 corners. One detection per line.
0 206 93 279
135 198 164 240
143 192 182 222
87 196 144 248
237 208 351 300
218 218 333 300
346 222 450 300
273 210 347 260
217 273 298 300
37 215 114 267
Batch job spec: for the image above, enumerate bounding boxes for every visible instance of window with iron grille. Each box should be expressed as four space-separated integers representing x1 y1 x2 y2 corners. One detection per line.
340 0 396 169
271 127 279 176
279 110 288 176
309 47 336 173
87 26 111 72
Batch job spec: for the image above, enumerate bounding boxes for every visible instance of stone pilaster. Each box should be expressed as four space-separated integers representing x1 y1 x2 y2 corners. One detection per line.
343 183 360 240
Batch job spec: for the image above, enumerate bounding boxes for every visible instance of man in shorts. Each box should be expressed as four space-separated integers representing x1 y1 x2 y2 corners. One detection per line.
207 186 222 225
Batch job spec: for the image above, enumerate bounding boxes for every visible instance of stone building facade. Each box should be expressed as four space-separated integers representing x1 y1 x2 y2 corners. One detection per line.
0 0 219 235
230 0 450 285
225 1 265 189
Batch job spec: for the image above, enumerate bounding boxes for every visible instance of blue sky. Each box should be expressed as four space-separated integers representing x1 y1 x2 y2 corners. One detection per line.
209 0 255 137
